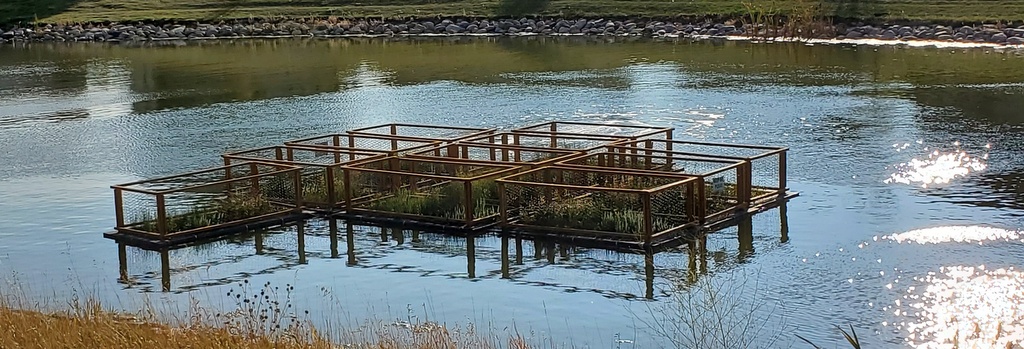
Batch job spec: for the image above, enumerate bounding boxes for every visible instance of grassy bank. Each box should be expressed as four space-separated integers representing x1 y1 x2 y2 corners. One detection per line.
0 291 526 349
3 0 1024 27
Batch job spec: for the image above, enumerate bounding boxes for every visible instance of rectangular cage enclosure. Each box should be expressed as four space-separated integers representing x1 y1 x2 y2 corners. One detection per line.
222 145 386 210
512 121 674 141
460 132 623 152
111 162 303 239
498 166 701 245
341 157 521 230
557 148 750 223
406 142 579 168
284 133 440 156
346 123 496 142
613 139 788 203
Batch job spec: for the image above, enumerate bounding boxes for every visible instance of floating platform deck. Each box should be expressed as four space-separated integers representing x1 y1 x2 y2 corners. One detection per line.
103 211 312 250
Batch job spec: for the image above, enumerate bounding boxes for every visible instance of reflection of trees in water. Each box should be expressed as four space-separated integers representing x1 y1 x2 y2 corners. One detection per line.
927 171 1024 212
912 85 1024 127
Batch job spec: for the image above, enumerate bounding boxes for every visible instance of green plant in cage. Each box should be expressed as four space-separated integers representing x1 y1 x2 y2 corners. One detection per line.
132 192 277 234
519 190 681 236
367 178 499 221
299 171 347 205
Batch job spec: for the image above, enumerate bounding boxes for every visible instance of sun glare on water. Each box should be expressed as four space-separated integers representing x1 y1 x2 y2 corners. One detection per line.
884 226 1023 245
900 266 1024 349
885 149 988 188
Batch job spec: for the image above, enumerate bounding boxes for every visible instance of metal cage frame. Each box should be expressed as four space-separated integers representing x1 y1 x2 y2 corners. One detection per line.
111 161 303 240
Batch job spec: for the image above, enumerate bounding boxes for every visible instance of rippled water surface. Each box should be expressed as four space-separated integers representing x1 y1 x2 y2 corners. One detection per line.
1 37 1023 348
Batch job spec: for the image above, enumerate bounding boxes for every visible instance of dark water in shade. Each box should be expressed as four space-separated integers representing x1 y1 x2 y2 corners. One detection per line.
1 37 1023 348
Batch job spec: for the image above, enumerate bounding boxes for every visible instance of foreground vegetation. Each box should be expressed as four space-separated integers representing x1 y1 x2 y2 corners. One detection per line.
3 0 1024 27
0 282 528 349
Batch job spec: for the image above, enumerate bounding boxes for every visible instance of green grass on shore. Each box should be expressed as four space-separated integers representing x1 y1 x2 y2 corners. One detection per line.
3 0 1024 26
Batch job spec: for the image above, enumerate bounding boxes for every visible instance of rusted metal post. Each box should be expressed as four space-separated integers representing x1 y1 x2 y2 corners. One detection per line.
644 140 654 169
326 166 338 208
738 162 752 205
548 123 557 148
388 157 400 192
642 192 653 246
114 188 124 228
342 167 352 209
498 182 508 226
390 124 399 151
292 169 304 210
249 162 261 196
155 194 168 237
778 151 787 194
463 180 473 226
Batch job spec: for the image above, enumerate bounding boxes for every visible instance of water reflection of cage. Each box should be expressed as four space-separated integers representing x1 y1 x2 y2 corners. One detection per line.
611 139 788 204
284 133 440 156
558 148 749 224
341 157 521 231
499 165 701 245
512 121 674 141
346 123 495 142
110 161 303 242
222 145 386 211
117 221 309 292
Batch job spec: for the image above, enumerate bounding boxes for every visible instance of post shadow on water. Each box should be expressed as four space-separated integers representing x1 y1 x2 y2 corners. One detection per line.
1 0 80 25
116 204 789 297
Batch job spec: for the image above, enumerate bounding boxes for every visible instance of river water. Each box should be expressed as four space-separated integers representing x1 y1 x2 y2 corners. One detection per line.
1 37 1023 348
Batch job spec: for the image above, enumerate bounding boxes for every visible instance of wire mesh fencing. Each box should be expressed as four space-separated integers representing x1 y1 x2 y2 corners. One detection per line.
499 166 700 244
346 123 495 142
342 157 520 229
558 149 747 223
512 121 673 141
614 139 788 203
461 132 622 152
284 133 440 156
222 145 385 210
112 161 302 239
408 143 579 167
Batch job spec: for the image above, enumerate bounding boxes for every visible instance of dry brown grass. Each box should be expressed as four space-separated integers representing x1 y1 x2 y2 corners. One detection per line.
0 281 530 349
0 302 334 349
